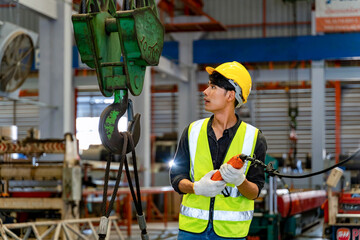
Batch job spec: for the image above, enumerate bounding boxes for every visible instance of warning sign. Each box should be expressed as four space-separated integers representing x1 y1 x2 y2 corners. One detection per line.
316 0 360 32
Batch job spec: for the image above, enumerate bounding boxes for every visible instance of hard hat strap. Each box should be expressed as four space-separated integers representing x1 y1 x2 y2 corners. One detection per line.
228 79 244 108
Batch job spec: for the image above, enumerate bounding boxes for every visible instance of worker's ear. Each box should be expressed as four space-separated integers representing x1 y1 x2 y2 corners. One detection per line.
227 90 236 103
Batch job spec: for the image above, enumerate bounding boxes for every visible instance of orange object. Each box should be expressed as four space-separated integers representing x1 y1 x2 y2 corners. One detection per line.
211 154 245 181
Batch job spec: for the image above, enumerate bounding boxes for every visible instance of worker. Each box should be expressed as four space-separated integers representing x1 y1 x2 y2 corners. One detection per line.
170 61 267 239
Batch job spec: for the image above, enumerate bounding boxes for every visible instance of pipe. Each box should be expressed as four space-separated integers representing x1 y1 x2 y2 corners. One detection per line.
263 0 266 37
74 88 78 137
226 21 310 28
335 81 341 164
0 4 16 7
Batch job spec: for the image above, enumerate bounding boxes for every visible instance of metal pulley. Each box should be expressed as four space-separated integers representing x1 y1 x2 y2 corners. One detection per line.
72 0 164 152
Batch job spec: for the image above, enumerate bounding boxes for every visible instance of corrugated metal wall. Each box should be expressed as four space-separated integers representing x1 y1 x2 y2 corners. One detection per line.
0 0 312 40
0 97 39 139
341 84 360 154
204 0 311 39
0 4 39 33
253 87 336 162
152 91 178 136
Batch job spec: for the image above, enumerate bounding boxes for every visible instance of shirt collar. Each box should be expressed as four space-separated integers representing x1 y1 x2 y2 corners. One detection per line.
208 113 242 139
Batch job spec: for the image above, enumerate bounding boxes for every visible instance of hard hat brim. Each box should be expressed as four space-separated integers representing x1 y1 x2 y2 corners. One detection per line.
206 66 216 75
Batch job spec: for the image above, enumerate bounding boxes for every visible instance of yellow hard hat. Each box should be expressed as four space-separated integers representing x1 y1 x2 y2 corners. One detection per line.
206 61 252 103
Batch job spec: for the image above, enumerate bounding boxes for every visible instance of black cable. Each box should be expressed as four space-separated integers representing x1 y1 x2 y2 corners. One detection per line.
123 132 148 236
123 133 143 213
246 148 360 179
99 131 148 240
80 0 87 13
100 152 113 216
107 135 128 217
123 0 130 10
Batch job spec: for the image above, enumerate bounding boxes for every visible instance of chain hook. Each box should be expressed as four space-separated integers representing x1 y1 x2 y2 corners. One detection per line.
99 90 141 154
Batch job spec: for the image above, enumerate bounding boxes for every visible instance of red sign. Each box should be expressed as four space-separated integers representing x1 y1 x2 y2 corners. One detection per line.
316 0 360 33
353 228 360 239
337 228 350 240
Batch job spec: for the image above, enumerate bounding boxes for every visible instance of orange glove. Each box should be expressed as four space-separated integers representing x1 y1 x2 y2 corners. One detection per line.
211 154 245 181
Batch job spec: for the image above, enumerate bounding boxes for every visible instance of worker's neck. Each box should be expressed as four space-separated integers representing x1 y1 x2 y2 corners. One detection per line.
212 111 237 132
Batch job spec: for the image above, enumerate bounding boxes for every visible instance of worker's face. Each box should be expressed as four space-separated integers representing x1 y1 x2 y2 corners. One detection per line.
203 81 229 113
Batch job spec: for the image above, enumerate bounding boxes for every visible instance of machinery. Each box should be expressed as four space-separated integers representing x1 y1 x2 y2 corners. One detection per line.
248 155 327 240
323 166 360 240
0 127 81 222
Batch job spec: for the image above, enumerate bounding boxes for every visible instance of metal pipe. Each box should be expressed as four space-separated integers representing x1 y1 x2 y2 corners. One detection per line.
0 4 16 7
335 81 341 164
226 21 311 28
262 0 266 37
269 176 274 214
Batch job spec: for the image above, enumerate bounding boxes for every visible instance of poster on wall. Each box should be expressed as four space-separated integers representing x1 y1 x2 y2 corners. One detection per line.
316 0 360 32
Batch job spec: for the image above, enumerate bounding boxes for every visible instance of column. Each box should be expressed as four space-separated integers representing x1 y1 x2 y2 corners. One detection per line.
311 60 325 189
39 0 73 138
171 33 202 139
132 68 151 187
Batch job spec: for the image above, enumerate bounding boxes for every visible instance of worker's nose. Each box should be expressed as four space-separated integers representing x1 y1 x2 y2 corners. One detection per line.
203 87 209 96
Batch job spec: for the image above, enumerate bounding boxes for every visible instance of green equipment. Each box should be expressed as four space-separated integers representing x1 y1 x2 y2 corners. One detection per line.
72 1 164 239
72 0 164 154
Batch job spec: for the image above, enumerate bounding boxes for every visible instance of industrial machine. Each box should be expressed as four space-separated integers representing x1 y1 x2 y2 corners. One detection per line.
248 155 327 240
323 165 360 240
0 127 81 222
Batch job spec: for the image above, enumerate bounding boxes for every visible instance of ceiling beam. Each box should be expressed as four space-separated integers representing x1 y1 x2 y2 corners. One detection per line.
18 0 57 20
153 56 188 82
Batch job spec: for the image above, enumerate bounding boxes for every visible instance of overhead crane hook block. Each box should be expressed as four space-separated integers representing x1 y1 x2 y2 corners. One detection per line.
72 0 164 152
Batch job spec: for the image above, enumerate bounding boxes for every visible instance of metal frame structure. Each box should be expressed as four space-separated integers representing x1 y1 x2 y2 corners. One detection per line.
0 216 124 240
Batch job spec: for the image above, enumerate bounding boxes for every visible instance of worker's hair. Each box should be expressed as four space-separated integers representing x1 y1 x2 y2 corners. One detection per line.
209 71 239 107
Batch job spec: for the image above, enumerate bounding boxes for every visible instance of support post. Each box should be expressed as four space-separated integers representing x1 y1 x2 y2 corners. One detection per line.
132 67 151 187
39 0 73 138
171 33 202 140
311 60 325 189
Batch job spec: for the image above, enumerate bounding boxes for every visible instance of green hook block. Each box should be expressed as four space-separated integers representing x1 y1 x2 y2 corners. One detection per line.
72 1 164 98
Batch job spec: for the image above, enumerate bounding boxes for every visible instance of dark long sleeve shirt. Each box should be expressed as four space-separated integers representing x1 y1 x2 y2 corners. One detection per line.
170 114 267 196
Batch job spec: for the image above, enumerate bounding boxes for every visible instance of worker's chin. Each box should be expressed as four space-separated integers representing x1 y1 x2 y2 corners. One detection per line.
204 106 214 113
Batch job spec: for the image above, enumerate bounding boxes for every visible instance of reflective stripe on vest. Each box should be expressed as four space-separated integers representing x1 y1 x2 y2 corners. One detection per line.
181 204 254 222
188 119 206 181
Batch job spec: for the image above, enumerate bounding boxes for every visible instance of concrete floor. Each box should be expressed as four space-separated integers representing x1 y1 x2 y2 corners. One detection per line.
119 221 178 240
118 220 329 240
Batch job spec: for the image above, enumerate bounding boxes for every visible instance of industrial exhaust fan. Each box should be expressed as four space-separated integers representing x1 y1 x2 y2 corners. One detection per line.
0 21 38 93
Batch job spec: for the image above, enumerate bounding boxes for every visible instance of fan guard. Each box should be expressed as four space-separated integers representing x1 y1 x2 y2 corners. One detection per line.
0 22 36 93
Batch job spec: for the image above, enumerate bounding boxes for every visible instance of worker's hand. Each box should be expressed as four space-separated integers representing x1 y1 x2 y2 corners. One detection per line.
193 170 226 197
219 163 246 186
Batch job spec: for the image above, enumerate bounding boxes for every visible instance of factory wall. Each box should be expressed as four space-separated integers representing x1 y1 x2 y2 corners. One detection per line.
203 0 311 39
0 97 39 139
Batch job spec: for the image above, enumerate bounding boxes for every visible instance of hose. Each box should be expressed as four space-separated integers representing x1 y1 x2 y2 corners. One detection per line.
247 148 360 179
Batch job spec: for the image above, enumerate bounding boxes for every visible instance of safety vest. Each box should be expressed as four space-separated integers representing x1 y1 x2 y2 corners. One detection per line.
179 118 259 238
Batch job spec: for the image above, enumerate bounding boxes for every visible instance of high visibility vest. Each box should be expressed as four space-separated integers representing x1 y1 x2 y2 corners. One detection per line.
179 118 259 238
